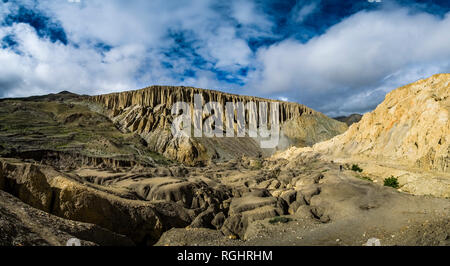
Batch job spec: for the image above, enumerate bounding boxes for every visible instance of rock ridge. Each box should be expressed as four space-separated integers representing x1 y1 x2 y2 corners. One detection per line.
90 86 347 165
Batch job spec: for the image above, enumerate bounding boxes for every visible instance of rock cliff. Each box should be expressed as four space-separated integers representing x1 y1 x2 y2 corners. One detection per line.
279 74 450 173
90 86 347 165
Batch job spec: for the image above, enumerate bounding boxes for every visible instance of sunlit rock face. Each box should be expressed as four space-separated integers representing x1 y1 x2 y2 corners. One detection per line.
91 86 347 166
282 74 450 174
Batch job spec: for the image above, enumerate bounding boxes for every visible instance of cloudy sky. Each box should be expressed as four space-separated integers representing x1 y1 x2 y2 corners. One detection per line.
0 0 449 116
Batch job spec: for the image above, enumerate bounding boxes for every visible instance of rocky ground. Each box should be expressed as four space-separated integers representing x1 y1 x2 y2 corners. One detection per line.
1 153 448 246
155 155 450 246
0 189 133 246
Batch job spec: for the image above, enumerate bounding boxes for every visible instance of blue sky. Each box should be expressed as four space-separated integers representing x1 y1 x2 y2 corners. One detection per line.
0 0 449 116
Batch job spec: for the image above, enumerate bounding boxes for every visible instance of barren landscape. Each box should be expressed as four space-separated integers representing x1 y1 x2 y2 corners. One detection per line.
0 74 448 246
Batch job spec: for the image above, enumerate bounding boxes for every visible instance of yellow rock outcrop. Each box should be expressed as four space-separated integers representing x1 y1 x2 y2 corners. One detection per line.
279 74 450 173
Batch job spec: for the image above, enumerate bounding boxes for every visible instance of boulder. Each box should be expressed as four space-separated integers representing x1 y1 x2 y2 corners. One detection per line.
211 212 226 230
189 207 216 229
221 194 288 238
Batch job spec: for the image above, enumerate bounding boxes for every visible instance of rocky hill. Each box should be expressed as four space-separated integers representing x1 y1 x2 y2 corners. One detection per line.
314 74 449 172
333 114 363 126
0 98 170 170
275 74 449 197
90 86 347 165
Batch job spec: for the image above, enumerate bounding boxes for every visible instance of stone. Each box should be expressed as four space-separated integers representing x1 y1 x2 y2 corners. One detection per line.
295 205 313 218
288 201 304 215
300 185 321 205
189 207 216 229
211 212 226 230
229 195 286 216
280 190 297 204
221 214 245 239
219 194 288 238
268 179 281 190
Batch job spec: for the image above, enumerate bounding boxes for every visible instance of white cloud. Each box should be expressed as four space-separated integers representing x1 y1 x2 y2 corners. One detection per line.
291 1 319 23
203 27 252 69
247 9 450 116
278 96 289 102
230 0 270 27
0 22 150 97
1 1 449 117
0 0 253 97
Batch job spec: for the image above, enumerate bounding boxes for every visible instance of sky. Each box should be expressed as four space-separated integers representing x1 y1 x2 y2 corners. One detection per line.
0 0 449 117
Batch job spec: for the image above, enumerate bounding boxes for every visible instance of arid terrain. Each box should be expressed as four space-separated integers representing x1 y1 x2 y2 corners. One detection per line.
0 74 448 246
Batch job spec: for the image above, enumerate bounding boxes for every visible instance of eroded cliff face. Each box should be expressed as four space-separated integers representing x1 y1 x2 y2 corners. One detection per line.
90 86 347 165
279 74 450 174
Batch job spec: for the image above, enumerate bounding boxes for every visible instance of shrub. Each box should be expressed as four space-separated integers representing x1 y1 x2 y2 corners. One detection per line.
351 164 363 173
384 176 400 189
269 216 292 224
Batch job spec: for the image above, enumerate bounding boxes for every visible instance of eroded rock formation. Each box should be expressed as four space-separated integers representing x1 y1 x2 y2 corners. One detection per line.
0 158 197 245
280 74 450 173
317 74 449 172
0 190 134 246
90 86 347 165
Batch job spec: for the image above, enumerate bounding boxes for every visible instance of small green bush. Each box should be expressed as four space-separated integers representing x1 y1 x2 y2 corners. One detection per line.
351 164 363 173
269 216 292 224
384 176 400 189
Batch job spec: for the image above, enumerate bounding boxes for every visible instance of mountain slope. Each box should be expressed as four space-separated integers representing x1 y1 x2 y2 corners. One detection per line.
313 74 449 173
0 98 170 169
333 114 363 126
